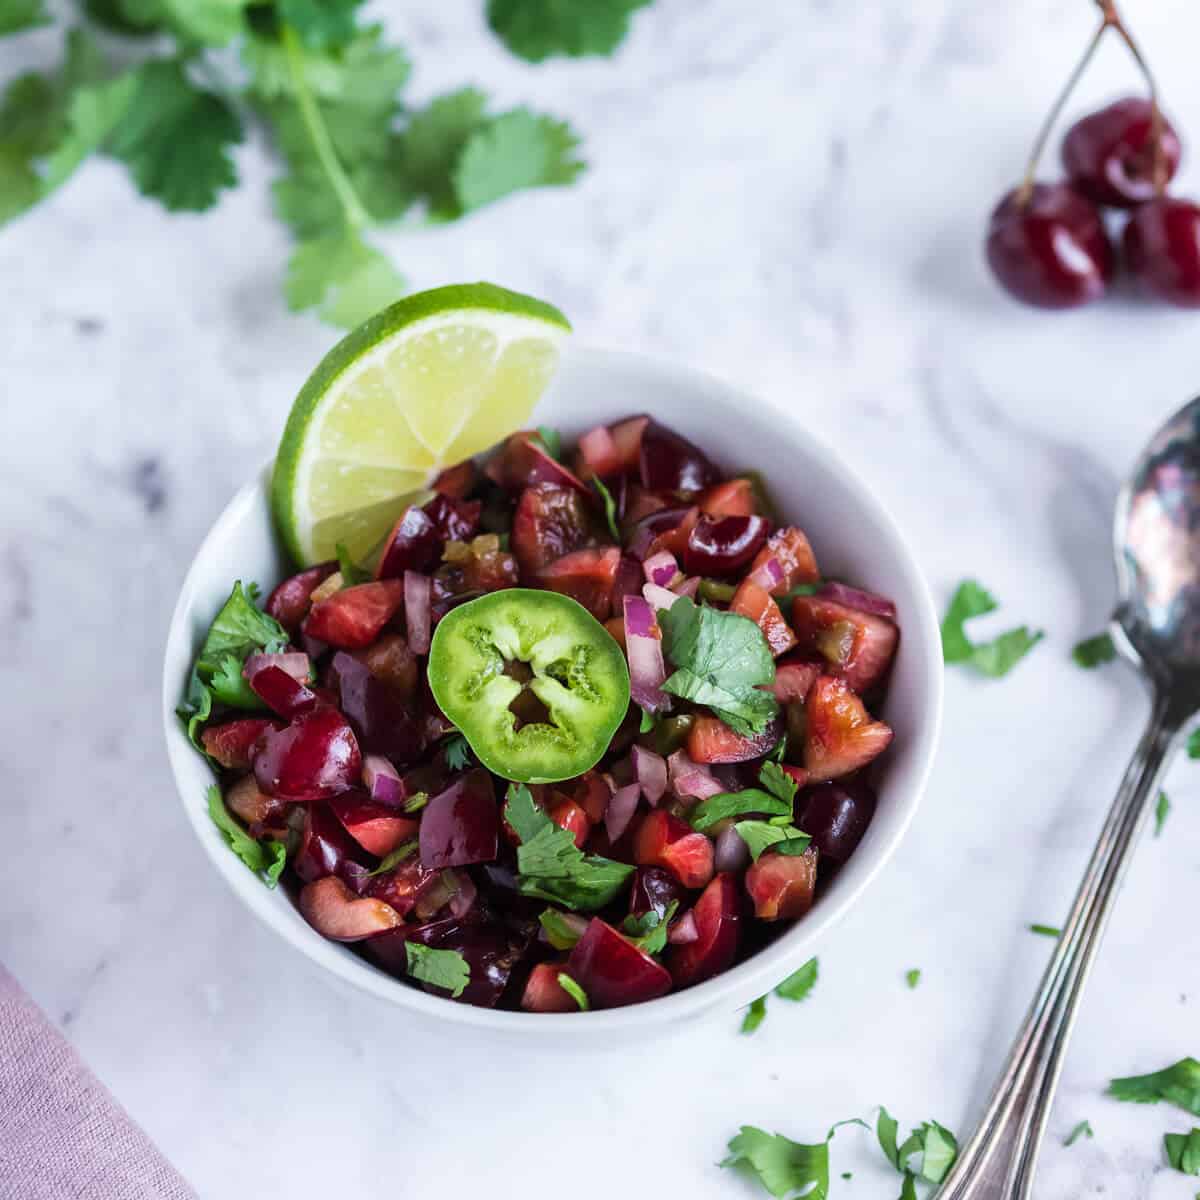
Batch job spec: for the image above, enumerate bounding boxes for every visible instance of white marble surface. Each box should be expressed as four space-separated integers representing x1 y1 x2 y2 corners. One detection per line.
4 1 1200 1196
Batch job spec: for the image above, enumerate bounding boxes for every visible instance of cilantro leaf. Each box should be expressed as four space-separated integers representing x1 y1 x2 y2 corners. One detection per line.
557 971 589 1011
0 0 49 35
659 595 778 735
206 786 286 886
759 760 798 805
284 228 406 328
876 1108 958 1186
592 476 621 542
941 580 1042 678
877 1107 901 1169
622 900 677 955
161 0 250 47
106 59 242 211
486 0 651 62
404 942 470 998
454 109 583 213
539 908 583 950
399 87 489 220
535 425 562 460
505 784 633 910
689 788 791 833
775 957 818 1002
905 968 921 989
336 541 370 586
1072 632 1115 669
1108 1058 1200 1115
735 820 811 863
741 996 767 1034
368 840 417 876
1064 1120 1093 1147
278 0 363 50
1029 923 1061 938
1156 790 1170 837
82 0 166 37
443 733 472 771
1166 1129 1200 1175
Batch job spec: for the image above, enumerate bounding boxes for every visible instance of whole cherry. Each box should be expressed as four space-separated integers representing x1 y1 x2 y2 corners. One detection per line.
986 182 1114 309
1123 197 1200 307
1062 96 1181 207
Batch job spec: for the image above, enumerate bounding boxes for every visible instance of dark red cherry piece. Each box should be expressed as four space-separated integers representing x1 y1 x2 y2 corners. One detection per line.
1123 196 1200 307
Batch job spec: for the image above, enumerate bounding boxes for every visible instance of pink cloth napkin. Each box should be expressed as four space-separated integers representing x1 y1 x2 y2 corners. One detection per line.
0 964 196 1200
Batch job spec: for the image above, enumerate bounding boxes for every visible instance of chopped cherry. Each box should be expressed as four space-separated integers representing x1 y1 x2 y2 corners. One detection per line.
798 780 875 863
985 183 1113 309
547 797 591 849
329 795 419 858
626 505 699 561
265 563 337 632
299 876 402 941
628 866 688 921
253 706 361 801
1124 197 1200 308
418 769 500 868
422 493 481 543
608 415 649 474
667 873 741 988
791 594 898 693
432 460 478 499
1062 96 1181 208
354 633 418 705
700 477 758 517
769 657 820 704
512 484 595 574
537 546 621 621
376 507 441 579
365 858 442 919
566 918 672 1008
638 420 718 495
803 675 893 782
225 774 289 835
485 432 589 494
433 536 518 614
328 651 425 763
201 718 281 769
731 579 797 657
746 526 819 594
687 715 782 764
745 846 818 920
302 580 405 650
410 920 533 1007
633 810 714 890
574 424 621 480
244 663 320 719
521 962 581 1012
682 514 769 576
293 801 370 884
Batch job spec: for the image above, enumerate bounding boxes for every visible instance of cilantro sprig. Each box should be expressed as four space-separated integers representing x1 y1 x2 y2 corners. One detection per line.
941 580 1042 679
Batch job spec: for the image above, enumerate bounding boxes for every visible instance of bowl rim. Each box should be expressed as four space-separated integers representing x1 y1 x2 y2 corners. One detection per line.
161 344 944 1033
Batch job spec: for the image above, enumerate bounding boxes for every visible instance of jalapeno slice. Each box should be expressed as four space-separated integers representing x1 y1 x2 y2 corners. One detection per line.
427 589 630 784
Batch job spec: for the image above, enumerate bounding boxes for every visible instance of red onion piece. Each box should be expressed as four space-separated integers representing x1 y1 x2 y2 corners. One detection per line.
713 824 751 872
623 595 668 713
668 750 724 800
362 754 406 808
667 910 699 945
243 651 311 683
746 555 785 591
605 782 641 842
819 581 897 620
642 582 680 612
404 571 432 654
642 551 680 589
339 860 372 897
631 745 668 806
671 576 700 598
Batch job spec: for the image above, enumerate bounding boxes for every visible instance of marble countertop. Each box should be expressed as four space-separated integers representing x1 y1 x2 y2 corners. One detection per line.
4 1 1200 1196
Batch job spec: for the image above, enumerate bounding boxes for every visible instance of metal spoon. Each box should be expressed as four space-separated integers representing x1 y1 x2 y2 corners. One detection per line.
935 395 1200 1199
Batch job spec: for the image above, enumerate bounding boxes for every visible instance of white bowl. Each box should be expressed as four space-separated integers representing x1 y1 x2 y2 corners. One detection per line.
162 346 943 1037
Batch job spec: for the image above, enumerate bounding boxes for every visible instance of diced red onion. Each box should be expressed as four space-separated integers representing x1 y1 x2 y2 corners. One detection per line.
300 633 328 660
623 595 668 713
631 745 668 806
667 910 699 944
362 754 406 808
340 860 372 896
642 582 680 612
668 750 724 800
538 911 589 946
404 571 431 654
447 870 478 919
605 782 641 842
714 825 751 872
671 576 700 598
819 581 897 621
643 551 680 589
243 651 311 683
746 555 785 591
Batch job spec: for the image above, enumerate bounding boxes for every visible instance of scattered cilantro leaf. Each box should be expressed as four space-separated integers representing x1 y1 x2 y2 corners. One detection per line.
1072 632 1115 669
1155 790 1170 837
877 1107 901 1169
557 971 589 1011
1189 729 1200 760
622 900 677 955
592 475 621 541
689 788 791 833
1166 1128 1200 1175
721 1126 830 1200
404 942 470 998
534 425 562 460
759 760 799 805
0 0 49 35
206 785 286 886
905 968 921 989
106 60 242 211
1029 923 1061 938
775 957 818 1002
735 820 811 862
941 580 1042 679
443 733 472 771
453 108 583 213
876 1108 958 1186
505 784 633 910
486 0 651 62
539 908 582 950
285 228 406 329
336 541 371 585
278 0 363 50
368 840 417 875
741 996 767 1034
1108 1058 1200 1115
1064 1120 1093 1147
659 595 778 735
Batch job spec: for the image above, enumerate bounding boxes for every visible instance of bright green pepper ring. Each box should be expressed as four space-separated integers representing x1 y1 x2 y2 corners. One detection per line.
427 589 631 784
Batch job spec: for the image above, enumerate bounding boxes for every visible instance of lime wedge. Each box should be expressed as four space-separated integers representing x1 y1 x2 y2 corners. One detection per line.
271 282 571 565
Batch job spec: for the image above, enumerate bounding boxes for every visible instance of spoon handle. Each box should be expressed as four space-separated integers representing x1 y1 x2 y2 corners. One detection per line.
934 694 1182 1200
